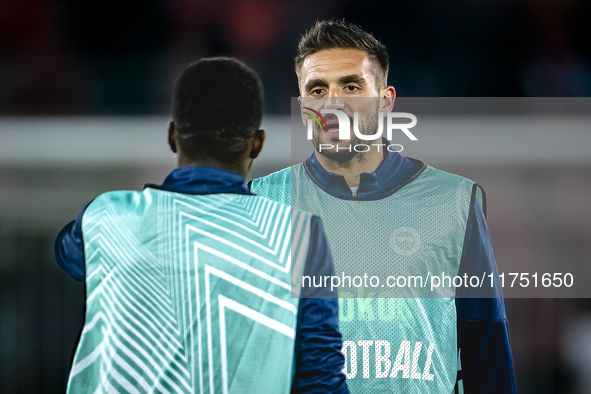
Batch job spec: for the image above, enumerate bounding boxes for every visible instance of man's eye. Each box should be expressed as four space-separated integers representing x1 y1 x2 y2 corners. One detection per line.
311 88 324 95
345 85 359 91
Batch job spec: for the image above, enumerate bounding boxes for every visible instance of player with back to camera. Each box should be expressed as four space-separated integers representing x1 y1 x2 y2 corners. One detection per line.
250 20 516 393
55 57 349 394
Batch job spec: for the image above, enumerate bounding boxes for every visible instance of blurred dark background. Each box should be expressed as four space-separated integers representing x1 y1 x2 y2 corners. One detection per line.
1 0 591 393
1 0 590 116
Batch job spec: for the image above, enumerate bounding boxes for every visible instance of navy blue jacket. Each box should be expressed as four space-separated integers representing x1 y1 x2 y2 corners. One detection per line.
300 150 516 393
55 166 349 394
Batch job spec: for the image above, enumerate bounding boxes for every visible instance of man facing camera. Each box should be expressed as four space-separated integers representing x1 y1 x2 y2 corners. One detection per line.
250 20 515 393
55 58 348 394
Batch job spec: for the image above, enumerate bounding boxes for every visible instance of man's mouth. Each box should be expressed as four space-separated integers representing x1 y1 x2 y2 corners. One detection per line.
325 119 339 133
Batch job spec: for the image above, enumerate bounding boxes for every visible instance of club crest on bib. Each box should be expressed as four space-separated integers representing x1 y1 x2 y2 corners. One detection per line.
390 227 421 256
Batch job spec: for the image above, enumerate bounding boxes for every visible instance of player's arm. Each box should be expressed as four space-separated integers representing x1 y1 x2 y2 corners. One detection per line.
456 185 516 393
54 202 92 281
291 216 349 394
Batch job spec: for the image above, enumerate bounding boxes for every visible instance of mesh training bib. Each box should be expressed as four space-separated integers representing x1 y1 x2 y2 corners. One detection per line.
69 188 312 394
251 163 479 393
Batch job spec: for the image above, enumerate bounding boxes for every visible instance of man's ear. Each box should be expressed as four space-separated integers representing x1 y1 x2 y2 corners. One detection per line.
250 129 265 159
380 86 396 115
168 121 177 153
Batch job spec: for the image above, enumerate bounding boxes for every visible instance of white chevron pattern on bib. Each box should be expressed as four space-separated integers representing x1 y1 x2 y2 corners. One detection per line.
69 190 312 394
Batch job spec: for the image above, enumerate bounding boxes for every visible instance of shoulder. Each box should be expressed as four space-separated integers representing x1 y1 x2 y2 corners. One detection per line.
251 164 303 188
84 189 158 219
87 189 144 207
415 165 479 201
421 165 475 187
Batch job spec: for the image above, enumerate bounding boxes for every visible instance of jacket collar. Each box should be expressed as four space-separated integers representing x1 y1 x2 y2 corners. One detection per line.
145 166 252 195
303 148 425 201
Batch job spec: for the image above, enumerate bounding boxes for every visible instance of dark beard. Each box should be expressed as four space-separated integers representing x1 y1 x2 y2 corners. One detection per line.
311 106 381 164
313 134 360 163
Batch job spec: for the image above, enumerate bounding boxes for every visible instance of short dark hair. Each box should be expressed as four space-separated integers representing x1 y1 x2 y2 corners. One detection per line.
173 57 263 163
295 19 389 90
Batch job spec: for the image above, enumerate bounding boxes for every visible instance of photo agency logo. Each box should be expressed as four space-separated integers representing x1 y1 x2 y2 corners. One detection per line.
302 106 418 153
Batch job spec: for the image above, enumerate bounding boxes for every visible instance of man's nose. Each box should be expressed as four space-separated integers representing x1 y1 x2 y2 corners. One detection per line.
324 92 345 109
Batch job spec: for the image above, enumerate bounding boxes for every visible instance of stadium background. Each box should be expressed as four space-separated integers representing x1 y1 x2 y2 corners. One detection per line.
1 0 591 392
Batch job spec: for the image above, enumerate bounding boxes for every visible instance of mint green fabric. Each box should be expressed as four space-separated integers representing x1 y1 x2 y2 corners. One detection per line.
69 189 312 394
251 163 475 393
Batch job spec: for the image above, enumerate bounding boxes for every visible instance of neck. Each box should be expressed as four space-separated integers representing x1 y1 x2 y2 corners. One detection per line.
178 155 251 180
315 146 385 187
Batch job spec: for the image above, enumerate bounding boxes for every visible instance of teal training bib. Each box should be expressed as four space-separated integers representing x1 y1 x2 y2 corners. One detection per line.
252 163 479 393
69 189 312 394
